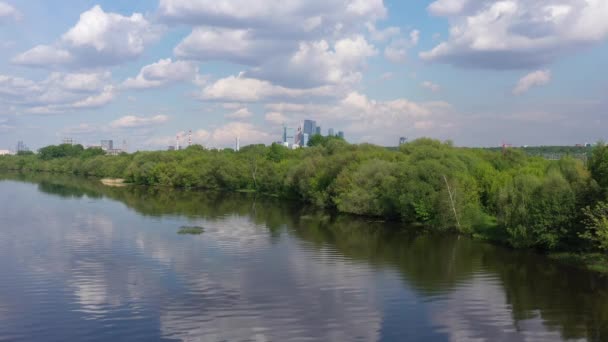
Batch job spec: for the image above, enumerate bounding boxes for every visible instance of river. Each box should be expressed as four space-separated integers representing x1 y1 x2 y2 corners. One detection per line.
0 174 606 341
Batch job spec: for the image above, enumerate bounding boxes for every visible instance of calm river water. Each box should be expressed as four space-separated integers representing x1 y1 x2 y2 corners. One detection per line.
0 174 606 341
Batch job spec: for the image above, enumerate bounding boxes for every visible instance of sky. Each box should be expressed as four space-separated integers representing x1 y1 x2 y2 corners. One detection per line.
0 0 607 151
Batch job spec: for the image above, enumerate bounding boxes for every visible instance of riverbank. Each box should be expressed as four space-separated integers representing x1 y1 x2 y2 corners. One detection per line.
1 170 607 275
1 139 607 272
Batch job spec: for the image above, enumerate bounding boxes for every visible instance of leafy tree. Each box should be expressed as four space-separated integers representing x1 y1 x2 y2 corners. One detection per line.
38 144 85 160
580 202 608 251
589 142 608 189
307 134 344 147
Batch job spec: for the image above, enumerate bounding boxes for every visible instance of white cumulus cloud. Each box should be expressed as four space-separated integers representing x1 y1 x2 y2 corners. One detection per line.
174 27 288 66
421 0 608 69
513 70 552 95
163 0 384 88
200 75 332 102
225 107 253 120
264 111 288 125
0 2 20 23
251 36 377 88
13 5 161 68
0 72 116 114
122 58 199 89
110 115 170 129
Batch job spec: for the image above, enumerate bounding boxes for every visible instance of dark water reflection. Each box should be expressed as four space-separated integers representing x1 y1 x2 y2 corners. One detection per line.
0 173 607 342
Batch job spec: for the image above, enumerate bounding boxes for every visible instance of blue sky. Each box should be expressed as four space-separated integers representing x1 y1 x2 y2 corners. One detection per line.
0 0 607 151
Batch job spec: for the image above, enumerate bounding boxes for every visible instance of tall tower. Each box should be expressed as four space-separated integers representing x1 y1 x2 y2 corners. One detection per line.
283 126 288 143
188 130 192 147
236 136 240 152
303 120 316 136
295 126 303 146
176 134 180 151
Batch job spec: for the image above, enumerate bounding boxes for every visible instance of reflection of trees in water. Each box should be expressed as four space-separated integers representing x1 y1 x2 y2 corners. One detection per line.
3 172 608 341
292 218 608 341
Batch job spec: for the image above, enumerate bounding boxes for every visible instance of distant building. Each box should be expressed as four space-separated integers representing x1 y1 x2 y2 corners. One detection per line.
101 140 114 151
294 126 304 146
62 138 73 145
303 133 310 147
315 126 322 135
338 131 344 139
235 136 240 152
16 141 29 153
399 137 408 145
303 120 316 136
106 149 123 156
168 146 176 151
283 126 295 144
328 128 335 137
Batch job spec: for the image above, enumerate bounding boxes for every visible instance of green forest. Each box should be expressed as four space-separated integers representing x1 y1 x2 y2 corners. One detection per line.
1 138 608 261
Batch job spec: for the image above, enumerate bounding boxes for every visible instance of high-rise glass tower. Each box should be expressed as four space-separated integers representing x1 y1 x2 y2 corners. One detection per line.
303 120 316 136
101 140 114 151
16 141 28 152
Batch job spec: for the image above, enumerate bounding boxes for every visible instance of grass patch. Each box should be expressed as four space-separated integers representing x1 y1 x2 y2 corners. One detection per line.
178 226 205 235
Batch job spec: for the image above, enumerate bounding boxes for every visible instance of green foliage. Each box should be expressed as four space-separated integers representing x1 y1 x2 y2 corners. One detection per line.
589 142 608 189
38 144 86 160
177 226 205 235
307 134 345 147
581 202 608 251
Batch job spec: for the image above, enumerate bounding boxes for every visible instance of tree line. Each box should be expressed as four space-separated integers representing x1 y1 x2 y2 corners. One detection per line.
1 138 608 254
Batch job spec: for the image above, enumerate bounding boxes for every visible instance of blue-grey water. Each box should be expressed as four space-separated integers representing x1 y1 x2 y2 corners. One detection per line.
0 174 606 341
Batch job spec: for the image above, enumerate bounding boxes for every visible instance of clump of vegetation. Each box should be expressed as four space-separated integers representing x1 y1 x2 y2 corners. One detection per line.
580 201 608 251
178 226 205 235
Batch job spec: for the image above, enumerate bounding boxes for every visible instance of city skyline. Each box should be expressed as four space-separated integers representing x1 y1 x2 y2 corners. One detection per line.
0 1 607 151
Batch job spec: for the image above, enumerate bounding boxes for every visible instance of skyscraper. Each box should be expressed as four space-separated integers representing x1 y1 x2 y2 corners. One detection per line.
315 126 321 135
283 126 296 145
295 126 303 146
303 120 316 136
328 128 335 137
338 131 344 139
101 140 114 151
16 141 28 152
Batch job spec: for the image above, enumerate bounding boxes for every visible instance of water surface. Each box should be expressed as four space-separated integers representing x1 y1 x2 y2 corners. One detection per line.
0 174 606 341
